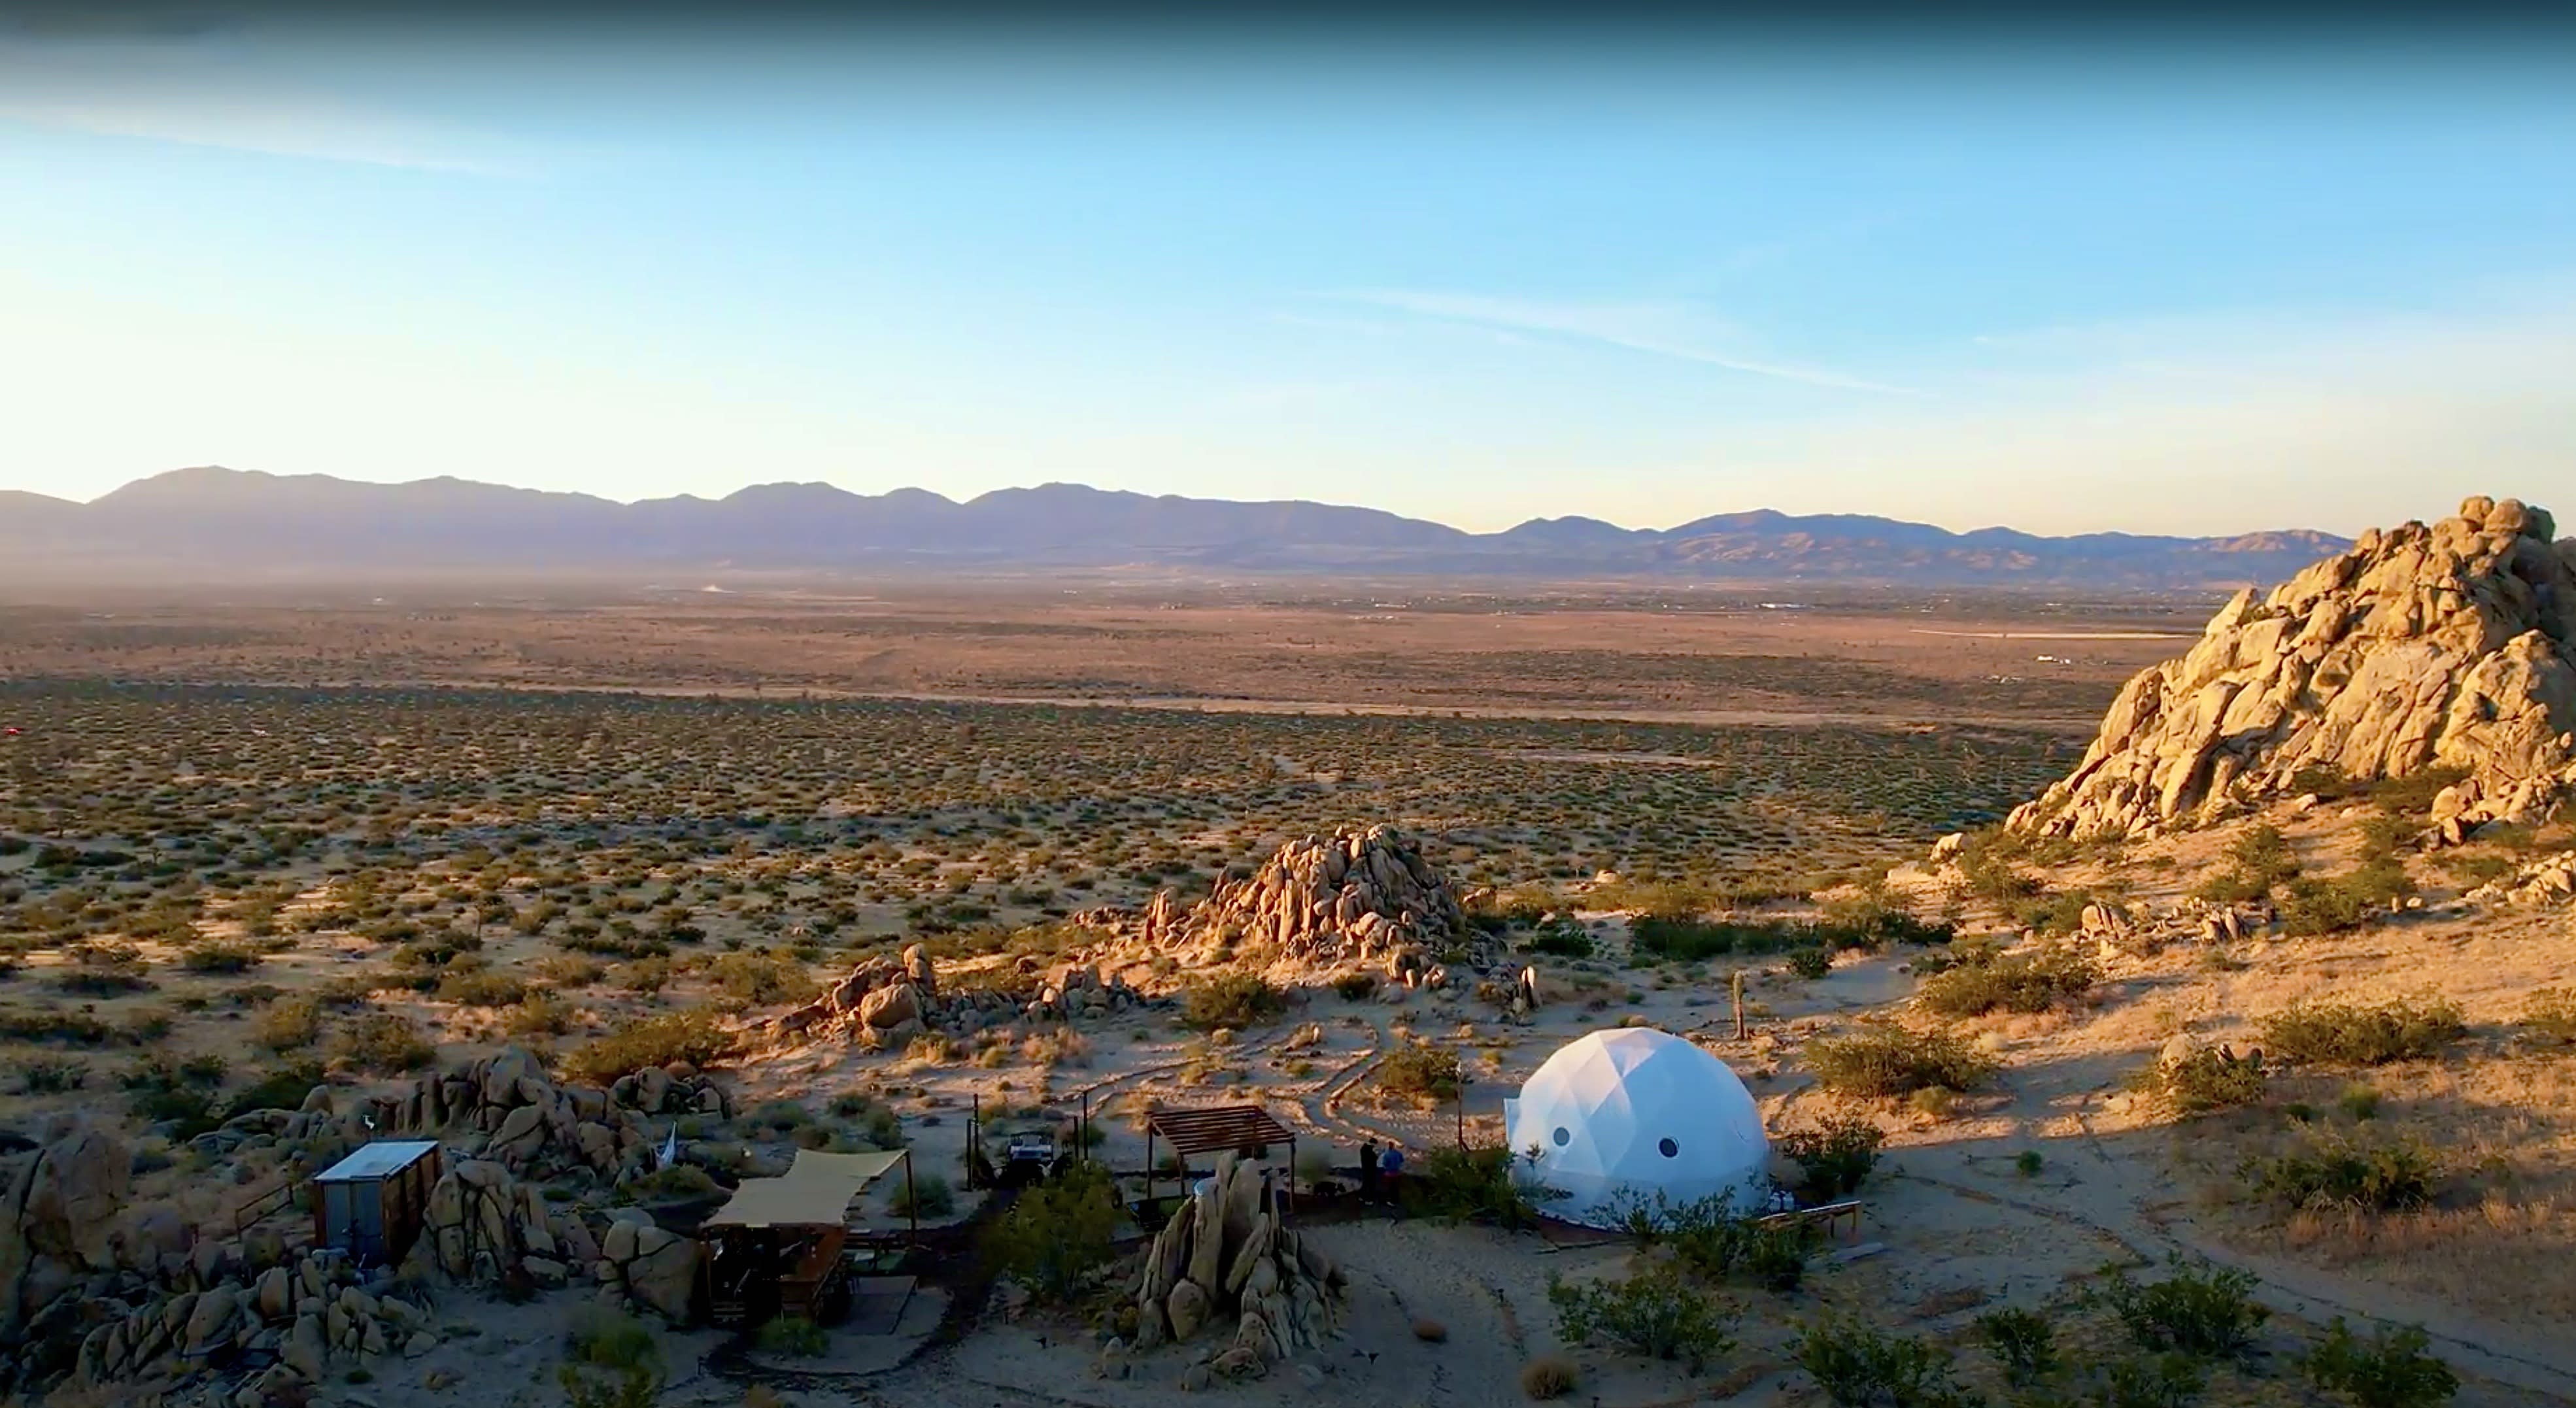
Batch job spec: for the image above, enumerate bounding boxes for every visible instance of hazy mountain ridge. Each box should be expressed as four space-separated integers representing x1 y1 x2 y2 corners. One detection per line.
4 466 2354 586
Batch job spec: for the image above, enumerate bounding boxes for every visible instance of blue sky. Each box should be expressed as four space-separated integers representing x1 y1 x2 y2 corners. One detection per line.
3 15 2573 535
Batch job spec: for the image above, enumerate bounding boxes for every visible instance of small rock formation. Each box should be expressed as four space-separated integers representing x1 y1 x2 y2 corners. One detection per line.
1179 824 1476 975
364 1047 669 1181
1128 1154 1347 1379
767 941 1149 1041
2010 496 2576 841
2466 848 2576 907
597 1208 701 1323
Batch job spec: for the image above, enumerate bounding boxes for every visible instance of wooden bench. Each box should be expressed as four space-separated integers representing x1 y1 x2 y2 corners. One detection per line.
1759 1199 1863 1243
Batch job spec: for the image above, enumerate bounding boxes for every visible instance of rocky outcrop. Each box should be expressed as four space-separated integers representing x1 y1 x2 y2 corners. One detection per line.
2466 848 2576 907
362 1047 668 1181
1179 825 1477 975
1127 1152 1346 1379
2010 497 2576 842
70 1244 445 1399
767 942 1151 1042
597 1208 700 1324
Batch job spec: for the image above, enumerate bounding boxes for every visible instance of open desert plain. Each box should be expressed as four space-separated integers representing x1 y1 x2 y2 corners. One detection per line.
4 492 2573 1408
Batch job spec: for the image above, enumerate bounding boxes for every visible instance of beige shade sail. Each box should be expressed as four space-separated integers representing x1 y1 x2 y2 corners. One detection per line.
700 1147 909 1230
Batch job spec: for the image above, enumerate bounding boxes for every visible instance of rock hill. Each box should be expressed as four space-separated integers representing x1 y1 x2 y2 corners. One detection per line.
2008 495 2576 842
1178 825 1475 979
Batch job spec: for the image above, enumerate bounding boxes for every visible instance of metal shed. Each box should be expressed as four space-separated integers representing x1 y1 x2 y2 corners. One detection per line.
311 1140 443 1267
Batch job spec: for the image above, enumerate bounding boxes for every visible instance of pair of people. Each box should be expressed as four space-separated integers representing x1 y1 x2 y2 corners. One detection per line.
1357 1138 1405 1206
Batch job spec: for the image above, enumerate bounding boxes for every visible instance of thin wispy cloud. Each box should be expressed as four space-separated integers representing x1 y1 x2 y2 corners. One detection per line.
1329 288 1919 395
0 41 527 175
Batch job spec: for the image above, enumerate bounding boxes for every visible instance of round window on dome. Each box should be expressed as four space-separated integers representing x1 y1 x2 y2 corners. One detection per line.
1551 1126 1570 1147
1657 1137 1679 1158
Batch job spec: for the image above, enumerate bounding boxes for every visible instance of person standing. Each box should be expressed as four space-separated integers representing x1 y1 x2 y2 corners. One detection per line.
1380 1143 1405 1212
1359 1138 1380 1204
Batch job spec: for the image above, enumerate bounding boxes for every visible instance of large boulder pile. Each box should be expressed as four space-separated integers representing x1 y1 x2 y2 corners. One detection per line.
1124 1152 1346 1381
2466 848 2576 907
75 1246 443 1401
364 1047 666 1181
2008 496 2576 843
597 1207 700 1323
1179 825 1475 973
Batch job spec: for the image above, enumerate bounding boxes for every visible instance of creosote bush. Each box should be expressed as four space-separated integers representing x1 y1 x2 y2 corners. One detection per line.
2301 1318 2459 1408
1916 944 2097 1017
2243 1131 2440 1213
2280 860 2417 937
1181 973 1286 1031
1517 1354 1580 1400
1792 1317 1975 1408
1546 1262 1737 1372
1378 1039 1463 1104
2151 1047 2268 1114
2260 997 2464 1067
1974 1307 2056 1385
1807 1023 1996 1099
983 1160 1119 1303
560 1010 739 1085
328 1013 437 1073
2092 1257 2269 1360
754 1315 828 1356
1777 1113 1885 1201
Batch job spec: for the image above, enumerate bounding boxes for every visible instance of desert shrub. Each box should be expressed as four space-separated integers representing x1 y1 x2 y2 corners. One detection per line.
2093 1257 2269 1360
890 1171 955 1218
984 1160 1120 1303
1521 922 1595 960
1808 1023 1996 1098
754 1315 826 1356
17 1056 86 1094
1670 1213 1818 1292
2518 988 2576 1045
2086 1352 2211 1408
2152 1048 2268 1114
1792 1317 1975 1408
1402 1146 1539 1228
564 1307 660 1371
180 945 262 975
1330 971 1378 1001
2301 1318 2458 1408
1378 1039 1463 1103
558 1364 660 1408
1975 1307 2057 1385
505 993 575 1037
624 1164 719 1201
707 950 817 1008
2243 1131 2439 1213
1777 1113 1884 1200
560 1011 739 1084
2261 997 2464 1066
2280 861 2416 936
252 995 324 1051
329 1013 437 1073
437 966 528 1007
1182 973 1285 1030
231 1060 324 1114
2366 766 2470 817
1518 1353 1580 1400
1917 945 2097 1017
1786 947 1834 980
1547 1262 1737 1371
2195 824 2300 904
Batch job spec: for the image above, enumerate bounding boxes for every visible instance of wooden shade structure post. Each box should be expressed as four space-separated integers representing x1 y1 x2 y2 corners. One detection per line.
1142 1103 1297 1221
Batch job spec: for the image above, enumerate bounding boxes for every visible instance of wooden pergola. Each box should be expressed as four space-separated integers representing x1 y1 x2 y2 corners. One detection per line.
1143 1103 1298 1218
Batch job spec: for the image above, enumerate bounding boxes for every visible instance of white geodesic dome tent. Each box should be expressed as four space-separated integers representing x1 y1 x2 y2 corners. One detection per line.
1503 1027 1771 1228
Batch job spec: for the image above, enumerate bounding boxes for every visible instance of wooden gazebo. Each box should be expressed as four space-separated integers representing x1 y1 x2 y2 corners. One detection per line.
1142 1103 1298 1219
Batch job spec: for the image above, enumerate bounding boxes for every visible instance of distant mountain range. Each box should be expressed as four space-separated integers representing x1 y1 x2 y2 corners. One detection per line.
1 467 2356 588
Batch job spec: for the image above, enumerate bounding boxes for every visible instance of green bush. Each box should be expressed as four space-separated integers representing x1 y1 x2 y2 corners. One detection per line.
564 1307 660 1371
437 966 529 1007
1917 945 2097 1017
624 1164 719 1201
252 996 324 1051
2195 824 2300 905
1378 1039 1463 1103
2243 1132 2439 1213
2086 1352 2210 1408
983 1160 1120 1303
1182 973 1286 1030
181 945 263 975
1787 947 1834 980
2260 997 2464 1066
2279 861 2416 936
2153 1048 2268 1114
231 1060 324 1115
891 1171 956 1218
1330 971 1379 1001
1808 1023 1997 1098
707 950 817 1007
1975 1307 2057 1385
754 1315 827 1356
327 1013 437 1073
1403 1146 1540 1228
1792 1317 1977 1408
1547 1262 1737 1372
1777 1113 1884 1201
2301 1318 2458 1408
2094 1257 2269 1360
560 1011 740 1085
